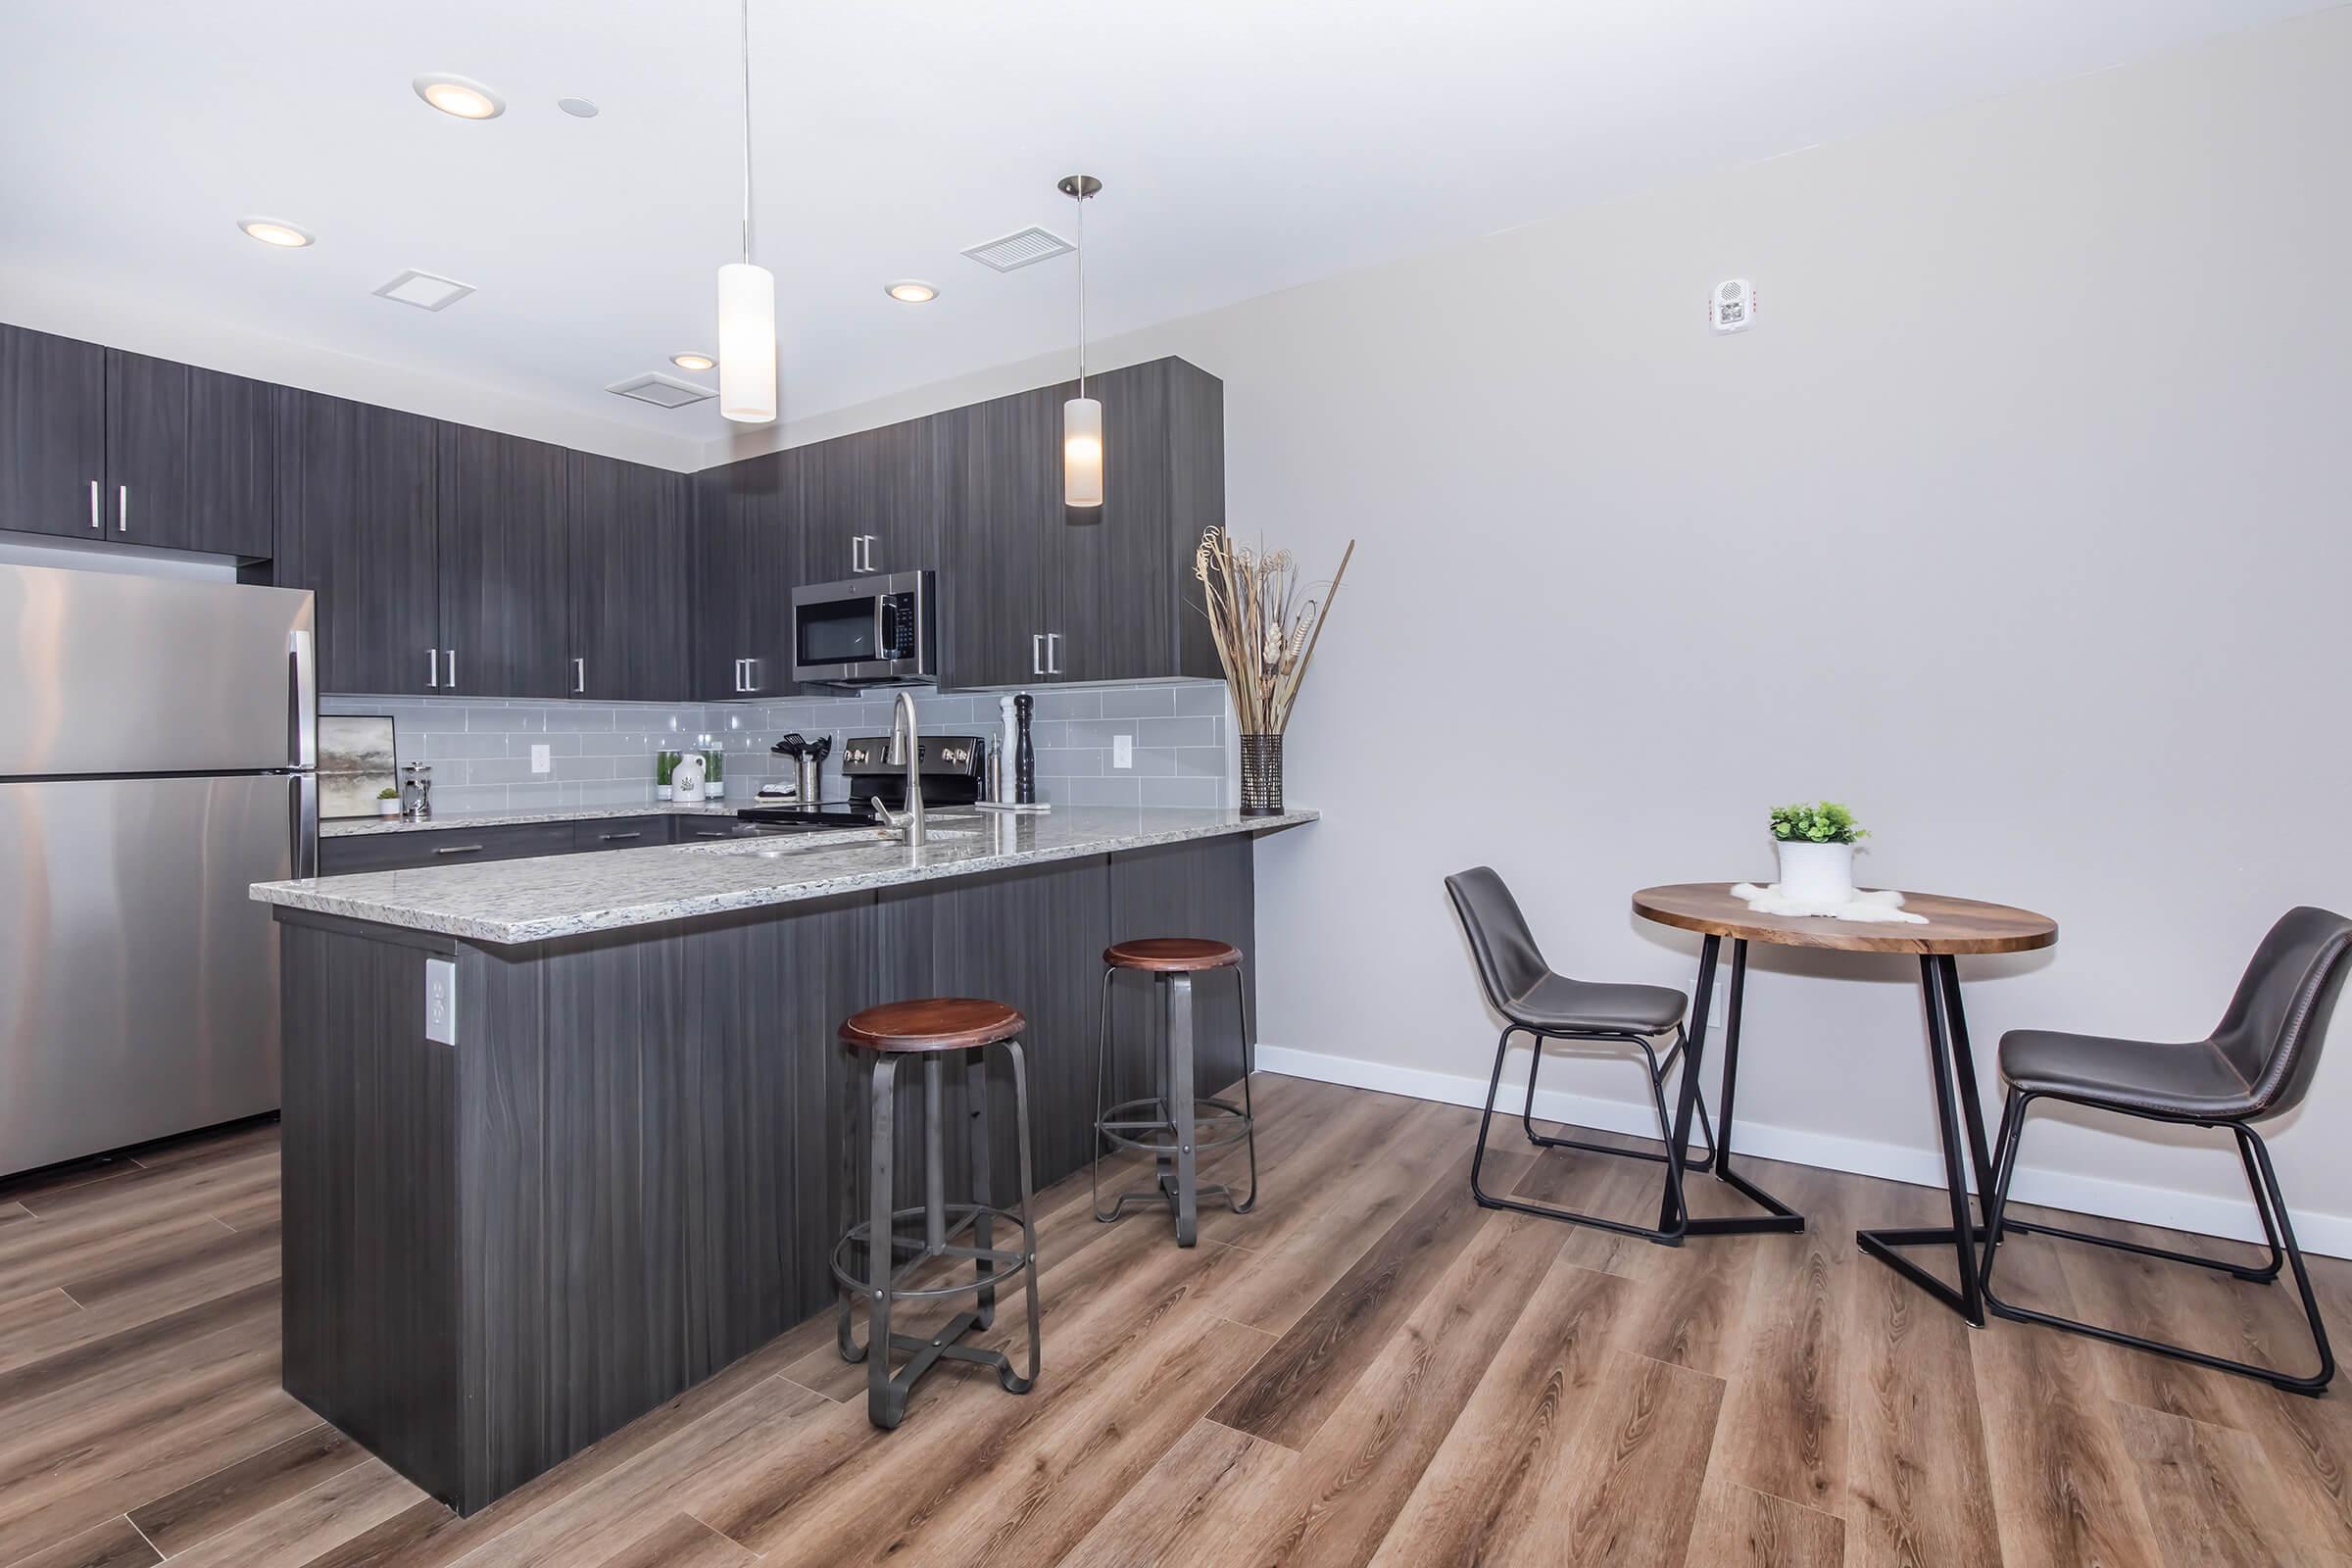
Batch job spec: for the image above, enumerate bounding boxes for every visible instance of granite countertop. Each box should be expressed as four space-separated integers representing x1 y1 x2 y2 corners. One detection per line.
321 802 750 838
258 807 1318 945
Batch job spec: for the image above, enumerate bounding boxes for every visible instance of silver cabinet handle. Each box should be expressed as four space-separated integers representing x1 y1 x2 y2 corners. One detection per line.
427 648 439 689
573 657 586 694
1047 632 1063 675
734 658 747 693
445 649 458 690
1031 633 1044 675
434 844 485 856
118 484 127 532
744 658 758 692
88 480 100 529
598 830 642 842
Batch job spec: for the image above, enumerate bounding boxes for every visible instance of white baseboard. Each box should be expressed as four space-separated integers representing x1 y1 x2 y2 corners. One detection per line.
1251 1041 2352 1261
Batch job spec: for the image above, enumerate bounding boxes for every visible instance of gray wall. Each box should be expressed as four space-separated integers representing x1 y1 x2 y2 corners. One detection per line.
738 13 2352 1250
320 679 1231 817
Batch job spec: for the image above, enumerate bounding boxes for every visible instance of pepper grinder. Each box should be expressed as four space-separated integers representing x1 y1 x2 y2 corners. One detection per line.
1014 691 1036 805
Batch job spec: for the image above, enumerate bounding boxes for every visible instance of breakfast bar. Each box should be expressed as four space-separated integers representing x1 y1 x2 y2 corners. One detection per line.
250 807 1314 1514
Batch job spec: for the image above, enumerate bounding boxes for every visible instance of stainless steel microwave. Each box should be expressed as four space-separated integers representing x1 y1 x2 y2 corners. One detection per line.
790 569 938 686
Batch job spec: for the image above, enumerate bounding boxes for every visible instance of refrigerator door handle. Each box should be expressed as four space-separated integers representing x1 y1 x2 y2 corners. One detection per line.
292 771 319 879
289 628 317 768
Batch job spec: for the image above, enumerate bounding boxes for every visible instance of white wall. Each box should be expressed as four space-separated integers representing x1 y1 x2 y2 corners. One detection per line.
746 12 2352 1250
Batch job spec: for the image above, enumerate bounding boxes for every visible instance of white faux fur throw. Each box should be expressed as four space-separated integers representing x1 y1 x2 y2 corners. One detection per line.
1730 882 1928 924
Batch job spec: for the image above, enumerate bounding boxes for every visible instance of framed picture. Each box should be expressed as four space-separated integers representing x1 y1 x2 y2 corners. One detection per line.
319 715 399 819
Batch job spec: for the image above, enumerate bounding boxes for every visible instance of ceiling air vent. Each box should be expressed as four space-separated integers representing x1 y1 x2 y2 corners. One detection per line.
606 372 715 409
960 226 1074 272
372 270 475 311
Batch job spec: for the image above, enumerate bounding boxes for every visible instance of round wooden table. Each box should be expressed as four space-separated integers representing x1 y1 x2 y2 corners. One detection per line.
1632 882 2057 1326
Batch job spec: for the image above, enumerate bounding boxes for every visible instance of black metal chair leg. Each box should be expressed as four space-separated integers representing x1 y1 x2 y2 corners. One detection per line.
1981 1093 2335 1396
1517 1025 1716 1174
1472 1024 1691 1245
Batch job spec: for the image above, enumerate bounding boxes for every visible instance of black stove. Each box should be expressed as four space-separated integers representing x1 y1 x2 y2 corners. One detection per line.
733 732 989 830
731 802 884 833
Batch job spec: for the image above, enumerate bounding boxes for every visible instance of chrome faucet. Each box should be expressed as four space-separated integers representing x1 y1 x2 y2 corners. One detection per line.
870 690 927 847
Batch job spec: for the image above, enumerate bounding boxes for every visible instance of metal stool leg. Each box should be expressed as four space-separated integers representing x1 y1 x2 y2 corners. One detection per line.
1232 961 1258 1214
1002 1038 1041 1393
865 1054 904 1429
967 1048 996 1331
1165 972 1200 1248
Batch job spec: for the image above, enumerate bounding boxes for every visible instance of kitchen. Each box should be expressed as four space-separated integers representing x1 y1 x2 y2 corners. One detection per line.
5 3 2352 1565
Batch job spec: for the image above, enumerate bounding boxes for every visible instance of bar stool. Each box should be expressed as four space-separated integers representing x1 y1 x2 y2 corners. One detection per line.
1092 938 1258 1247
832 997 1042 1430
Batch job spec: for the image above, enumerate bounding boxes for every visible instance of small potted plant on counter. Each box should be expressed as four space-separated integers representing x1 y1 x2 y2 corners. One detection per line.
376 786 402 818
1769 801 1867 902
657 750 679 801
704 747 725 801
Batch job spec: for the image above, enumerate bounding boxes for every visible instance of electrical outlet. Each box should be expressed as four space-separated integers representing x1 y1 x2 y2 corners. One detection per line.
1111 733 1133 769
530 744 552 774
424 958 459 1046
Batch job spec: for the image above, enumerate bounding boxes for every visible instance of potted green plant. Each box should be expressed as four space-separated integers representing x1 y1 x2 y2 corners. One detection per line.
703 747 725 801
656 750 680 801
1769 801 1867 902
375 785 401 818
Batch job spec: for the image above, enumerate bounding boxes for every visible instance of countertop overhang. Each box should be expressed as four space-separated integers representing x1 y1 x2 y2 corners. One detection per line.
256 807 1318 945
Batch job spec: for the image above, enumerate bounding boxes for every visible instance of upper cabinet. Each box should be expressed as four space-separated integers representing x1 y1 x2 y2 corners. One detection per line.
936 357 1225 689
568 452 690 703
691 446 802 701
801 416 945 584
436 423 571 699
271 388 441 695
0 326 270 555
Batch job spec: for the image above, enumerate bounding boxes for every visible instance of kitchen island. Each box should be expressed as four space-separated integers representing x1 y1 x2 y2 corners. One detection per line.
250 807 1314 1514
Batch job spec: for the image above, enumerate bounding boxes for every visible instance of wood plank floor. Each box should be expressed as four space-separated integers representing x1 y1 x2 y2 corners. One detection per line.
3 1075 2349 1567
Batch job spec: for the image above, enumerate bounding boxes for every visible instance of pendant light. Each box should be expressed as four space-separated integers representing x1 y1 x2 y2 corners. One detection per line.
717 0 776 423
1058 173 1103 508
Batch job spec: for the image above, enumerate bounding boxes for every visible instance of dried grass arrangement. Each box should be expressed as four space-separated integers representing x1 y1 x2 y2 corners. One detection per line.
1192 527 1355 736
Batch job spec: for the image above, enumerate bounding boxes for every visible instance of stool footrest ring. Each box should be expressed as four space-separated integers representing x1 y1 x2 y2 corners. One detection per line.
831 1201 1038 1302
1095 1094 1254 1155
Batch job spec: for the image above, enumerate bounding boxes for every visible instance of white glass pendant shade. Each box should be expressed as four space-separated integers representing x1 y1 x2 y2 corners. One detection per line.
716 261 776 423
1063 395 1103 508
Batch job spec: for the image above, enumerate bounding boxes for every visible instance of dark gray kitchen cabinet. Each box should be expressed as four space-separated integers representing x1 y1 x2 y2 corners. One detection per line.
567 452 690 702
101 352 276 557
938 359 1223 688
691 446 801 700
942 388 1060 687
435 424 570 699
272 389 441 695
800 416 945 584
0 324 108 539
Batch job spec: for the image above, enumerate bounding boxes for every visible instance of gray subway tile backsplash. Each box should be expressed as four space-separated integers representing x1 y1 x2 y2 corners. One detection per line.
321 679 1233 813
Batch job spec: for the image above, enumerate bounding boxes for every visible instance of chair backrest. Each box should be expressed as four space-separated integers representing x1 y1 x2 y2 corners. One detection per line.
2212 906 2352 1118
1445 866 1552 1013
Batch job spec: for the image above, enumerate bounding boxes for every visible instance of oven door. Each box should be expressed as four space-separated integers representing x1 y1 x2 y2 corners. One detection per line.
791 570 936 685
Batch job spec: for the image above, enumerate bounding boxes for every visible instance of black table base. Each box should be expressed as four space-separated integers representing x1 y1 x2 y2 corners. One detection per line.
1663 937 1807 1239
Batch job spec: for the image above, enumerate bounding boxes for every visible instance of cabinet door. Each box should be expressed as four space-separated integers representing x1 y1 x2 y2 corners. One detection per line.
691 448 799 700
568 453 689 701
103 350 190 547
1054 361 1176 684
273 391 440 695
802 416 944 584
943 388 1061 688
0 324 107 539
435 424 569 698
184 366 276 558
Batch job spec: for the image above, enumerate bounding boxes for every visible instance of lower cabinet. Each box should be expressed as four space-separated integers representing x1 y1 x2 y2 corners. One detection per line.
320 818 641 876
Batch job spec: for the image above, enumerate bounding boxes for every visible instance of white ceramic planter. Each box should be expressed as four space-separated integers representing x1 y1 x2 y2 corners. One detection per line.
1776 839 1856 903
377 799 401 817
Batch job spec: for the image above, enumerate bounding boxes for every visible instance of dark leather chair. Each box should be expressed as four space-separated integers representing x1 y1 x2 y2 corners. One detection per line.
1980 905 2351 1394
1446 866 1718 1243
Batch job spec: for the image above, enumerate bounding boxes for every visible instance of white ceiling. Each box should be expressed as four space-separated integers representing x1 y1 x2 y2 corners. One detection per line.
0 0 2321 461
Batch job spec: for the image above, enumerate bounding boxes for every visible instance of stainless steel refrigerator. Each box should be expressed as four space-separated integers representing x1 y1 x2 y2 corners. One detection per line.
0 563 317 1176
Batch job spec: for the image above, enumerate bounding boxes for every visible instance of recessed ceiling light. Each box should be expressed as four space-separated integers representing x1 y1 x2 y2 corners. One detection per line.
885 280 939 304
557 96 600 119
413 74 505 120
238 217 314 248
670 352 715 371
372 269 475 311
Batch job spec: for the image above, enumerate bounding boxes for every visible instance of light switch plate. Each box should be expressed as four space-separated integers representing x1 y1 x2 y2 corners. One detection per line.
424 958 459 1046
530 744 552 774
1111 734 1134 769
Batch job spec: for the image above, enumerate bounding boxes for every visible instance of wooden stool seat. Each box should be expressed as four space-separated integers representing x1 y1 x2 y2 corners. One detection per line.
1103 937 1243 973
841 998 1026 1053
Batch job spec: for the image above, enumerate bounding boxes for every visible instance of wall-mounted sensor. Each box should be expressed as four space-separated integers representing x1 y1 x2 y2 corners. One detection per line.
1710 278 1757 333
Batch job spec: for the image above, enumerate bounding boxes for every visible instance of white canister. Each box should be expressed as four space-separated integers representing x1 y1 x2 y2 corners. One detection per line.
1775 840 1856 903
671 751 707 804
